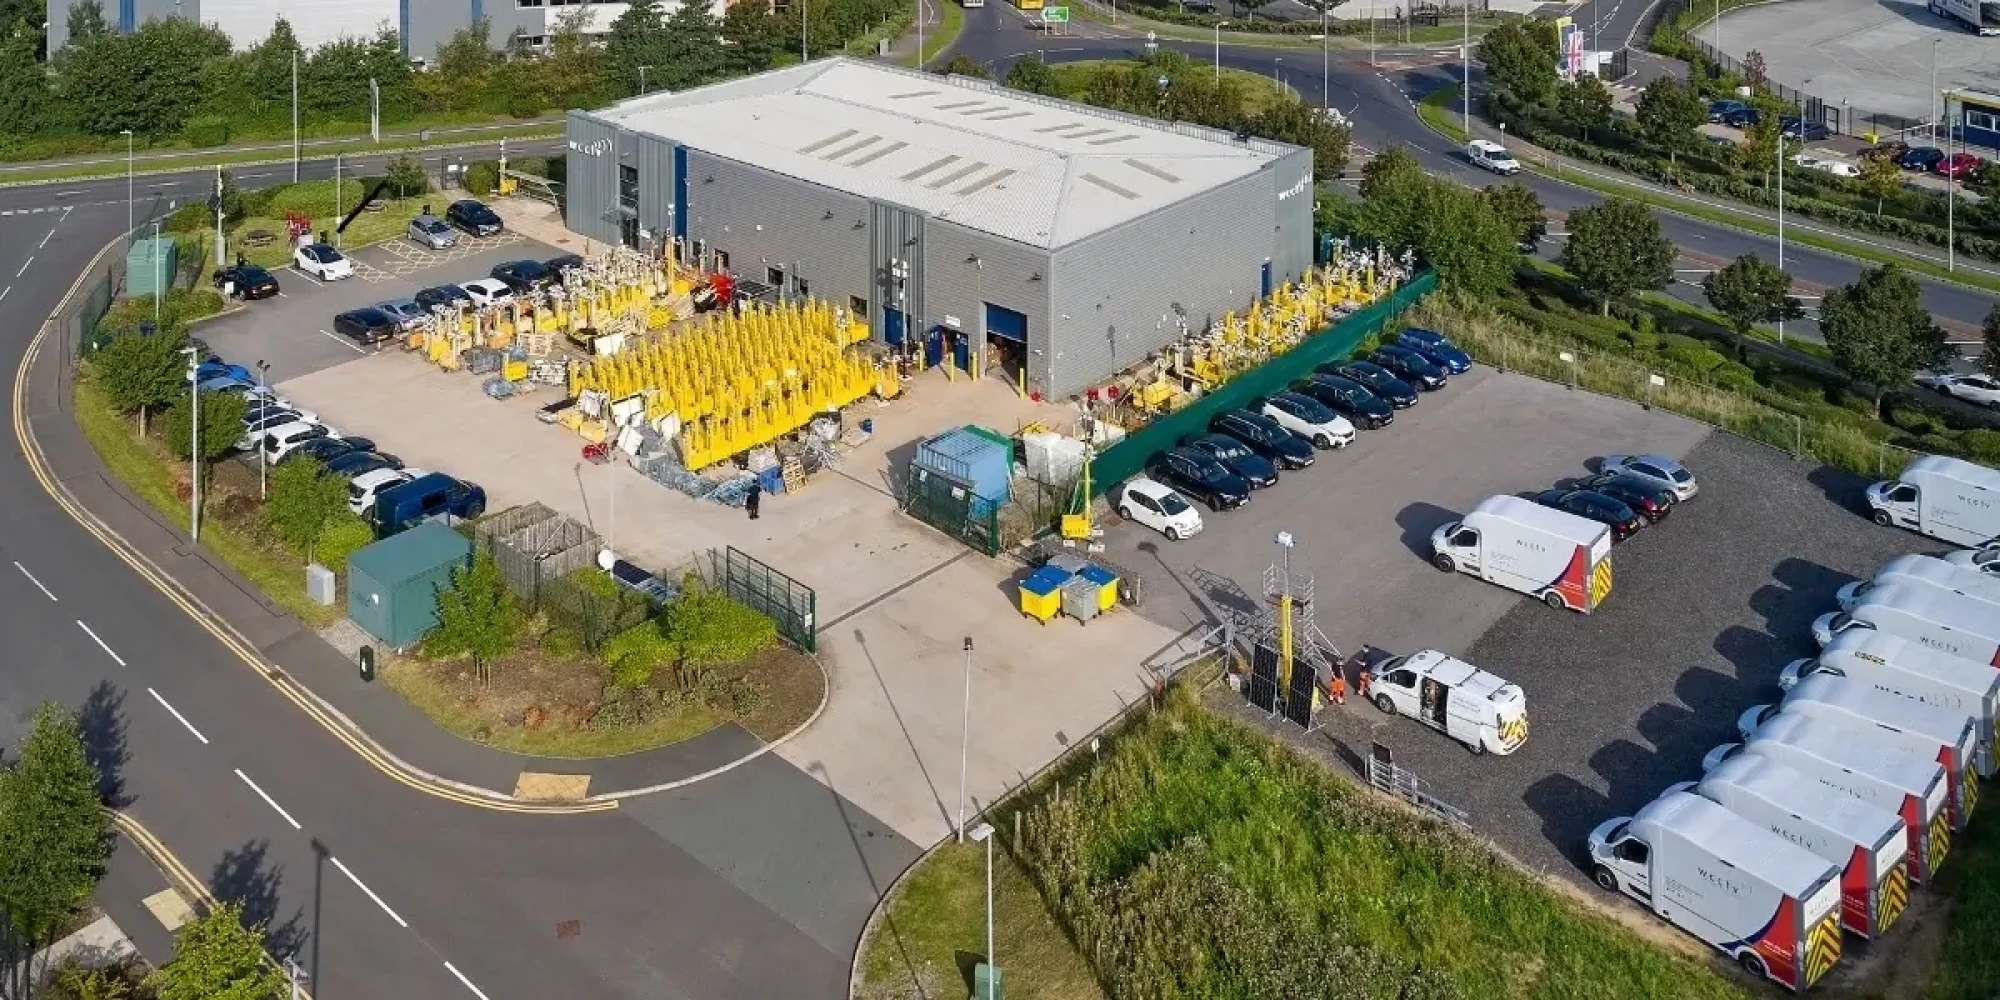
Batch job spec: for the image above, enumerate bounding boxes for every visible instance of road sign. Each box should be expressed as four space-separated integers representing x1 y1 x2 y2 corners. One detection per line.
1041 5 1069 21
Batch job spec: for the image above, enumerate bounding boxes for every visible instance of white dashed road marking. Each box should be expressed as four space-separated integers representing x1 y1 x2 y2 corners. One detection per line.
76 619 124 665
149 688 210 745
234 769 302 830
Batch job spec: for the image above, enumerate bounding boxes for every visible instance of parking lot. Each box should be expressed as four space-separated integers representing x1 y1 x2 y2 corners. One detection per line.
192 230 537 383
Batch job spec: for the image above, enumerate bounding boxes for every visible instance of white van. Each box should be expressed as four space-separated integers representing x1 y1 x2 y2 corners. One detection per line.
1785 629 2000 778
1867 455 2000 546
1738 672 1979 830
1588 791 1843 990
1708 712 1952 884
1466 138 1522 175
1838 554 2000 615
1669 753 1908 939
1430 495 1613 612
1360 649 1527 755
1814 582 2000 667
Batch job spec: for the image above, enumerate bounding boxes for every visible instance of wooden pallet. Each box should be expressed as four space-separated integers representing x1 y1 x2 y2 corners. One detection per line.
781 457 805 494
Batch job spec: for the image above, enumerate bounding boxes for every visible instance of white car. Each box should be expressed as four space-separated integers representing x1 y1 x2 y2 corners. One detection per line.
1467 138 1521 175
459 278 515 309
260 421 334 463
1810 610 1872 648
1944 548 2000 576
1116 476 1204 541
236 411 309 452
1919 371 2000 408
1259 391 1355 449
293 243 353 281
348 468 415 515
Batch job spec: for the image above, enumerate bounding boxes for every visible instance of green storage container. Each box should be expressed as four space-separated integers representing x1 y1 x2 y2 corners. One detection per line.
126 236 179 297
346 522 472 650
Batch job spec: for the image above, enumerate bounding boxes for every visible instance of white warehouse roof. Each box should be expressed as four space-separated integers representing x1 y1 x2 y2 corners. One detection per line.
589 58 1298 250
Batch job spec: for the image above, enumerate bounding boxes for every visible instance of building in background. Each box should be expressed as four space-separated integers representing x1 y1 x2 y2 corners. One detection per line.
565 58 1314 399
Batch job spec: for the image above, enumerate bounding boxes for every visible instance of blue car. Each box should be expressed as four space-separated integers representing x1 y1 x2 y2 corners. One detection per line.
196 361 255 384
1396 328 1472 374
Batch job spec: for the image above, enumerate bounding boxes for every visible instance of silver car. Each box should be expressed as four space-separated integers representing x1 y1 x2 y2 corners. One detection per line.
375 298 426 332
407 214 456 250
1601 453 1697 501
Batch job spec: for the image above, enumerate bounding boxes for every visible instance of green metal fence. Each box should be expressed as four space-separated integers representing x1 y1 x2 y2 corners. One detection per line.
1090 270 1438 494
902 465 1002 557
706 545 820 653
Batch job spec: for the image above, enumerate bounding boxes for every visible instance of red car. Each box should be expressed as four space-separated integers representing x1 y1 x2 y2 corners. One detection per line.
1937 152 1984 178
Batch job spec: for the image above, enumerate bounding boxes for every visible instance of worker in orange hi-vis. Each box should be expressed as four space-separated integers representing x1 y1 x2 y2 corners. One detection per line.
1324 656 1348 707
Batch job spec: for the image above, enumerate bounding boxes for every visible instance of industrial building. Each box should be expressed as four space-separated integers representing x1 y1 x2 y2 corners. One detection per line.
564 57 1315 399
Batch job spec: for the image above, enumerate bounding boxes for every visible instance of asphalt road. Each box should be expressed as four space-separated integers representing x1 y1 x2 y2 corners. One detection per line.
0 158 880 998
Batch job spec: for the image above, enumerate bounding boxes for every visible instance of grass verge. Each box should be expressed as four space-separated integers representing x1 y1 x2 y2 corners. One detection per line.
1075 4 1499 49
1047 60 1291 115
906 0 967 68
71 378 340 628
1417 85 1467 143
858 842 1103 1000
1927 812 2000 999
379 658 725 758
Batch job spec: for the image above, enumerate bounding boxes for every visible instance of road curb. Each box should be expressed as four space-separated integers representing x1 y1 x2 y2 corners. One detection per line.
846 827 951 1000
0 131 562 191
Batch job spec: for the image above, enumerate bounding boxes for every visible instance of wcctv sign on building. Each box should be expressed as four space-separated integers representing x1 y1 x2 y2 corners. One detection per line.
1277 176 1310 202
569 138 613 158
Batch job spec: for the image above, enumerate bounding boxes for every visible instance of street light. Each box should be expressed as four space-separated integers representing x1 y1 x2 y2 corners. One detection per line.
1214 22 1227 82
801 0 808 63
121 130 133 234
1461 1 1471 133
291 47 300 183
152 220 164 332
957 636 973 842
969 821 997 1000
1775 126 1786 343
256 360 271 499
638 65 652 95
1932 39 1941 141
183 346 201 543
1946 88 1957 272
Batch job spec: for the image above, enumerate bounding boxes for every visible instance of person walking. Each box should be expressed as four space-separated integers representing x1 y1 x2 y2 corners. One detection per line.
746 480 762 520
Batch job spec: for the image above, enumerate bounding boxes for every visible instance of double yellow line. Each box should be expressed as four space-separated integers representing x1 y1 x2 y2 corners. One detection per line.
14 234 609 816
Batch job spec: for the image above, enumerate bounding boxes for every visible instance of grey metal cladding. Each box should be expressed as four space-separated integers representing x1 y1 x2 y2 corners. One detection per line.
1047 156 1308 399
635 132 674 241
1267 147 1315 286
870 203 928 343
563 112 624 248
680 149 872 318
922 220 1055 391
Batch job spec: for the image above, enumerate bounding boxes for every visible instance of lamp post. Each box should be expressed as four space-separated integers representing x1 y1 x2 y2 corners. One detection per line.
333 153 343 248
638 65 652 95
1775 127 1786 344
183 347 200 543
918 0 925 69
1946 89 1956 272
291 47 300 183
802 0 809 63
956 636 973 841
256 360 271 499
1711 0 1719 63
1932 39 1940 141
152 220 164 332
969 822 997 1000
1462 1 1471 133
122 130 133 234
1214 22 1227 81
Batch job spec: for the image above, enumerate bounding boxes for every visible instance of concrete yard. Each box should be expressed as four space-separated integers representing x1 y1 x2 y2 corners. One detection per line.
1713 0 2000 125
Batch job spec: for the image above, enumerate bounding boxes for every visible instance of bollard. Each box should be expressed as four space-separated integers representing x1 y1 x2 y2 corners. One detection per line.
359 645 376 683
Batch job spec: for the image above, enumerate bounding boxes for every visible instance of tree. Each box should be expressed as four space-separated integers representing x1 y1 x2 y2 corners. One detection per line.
1858 152 1902 215
0 704 111 954
54 17 232 137
63 0 106 43
1558 197 1674 314
146 902 288 1000
936 55 989 79
425 548 521 684
1742 49 1767 90
1701 254 1795 355
1248 97 1351 182
384 155 429 198
1821 264 1951 419
1479 182 1547 250
1476 20 1558 105
1635 76 1705 170
0 16 51 138
262 458 348 560
1738 113 1782 187
238 17 301 110
1555 74 1613 136
164 390 246 513
419 20 502 113
1410 181 1520 296
89 332 188 435
606 0 668 95
1982 304 2000 378
1004 56 1060 96
718 1 784 75
537 8 613 111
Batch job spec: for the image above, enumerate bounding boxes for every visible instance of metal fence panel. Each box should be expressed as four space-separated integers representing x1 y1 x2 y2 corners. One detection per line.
902 465 1002 557
710 546 818 653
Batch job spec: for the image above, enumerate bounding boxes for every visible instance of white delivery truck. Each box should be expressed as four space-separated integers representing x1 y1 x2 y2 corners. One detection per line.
1867 455 2000 547
1838 553 2000 615
1668 753 1909 939
1741 673 1979 830
1357 648 1528 755
1709 713 1952 884
1588 791 1844 990
1786 629 2000 779
1429 495 1613 612
1820 582 2000 667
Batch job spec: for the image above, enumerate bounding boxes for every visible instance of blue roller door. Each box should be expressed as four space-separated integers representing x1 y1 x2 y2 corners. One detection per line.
1261 261 1273 298
984 303 1027 343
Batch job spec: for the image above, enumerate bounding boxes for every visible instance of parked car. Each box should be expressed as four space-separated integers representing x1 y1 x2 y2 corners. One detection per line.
1863 140 1909 162
1917 371 2000 407
458 278 515 309
1466 138 1521 175
1721 107 1762 129
1258 391 1357 449
236 411 303 452
545 253 585 277
1812 159 1861 178
284 436 383 467
1601 453 1698 500
1292 373 1393 429
243 401 314 427
1322 360 1418 408
325 450 405 477
1210 409 1314 469
490 259 553 295
1179 433 1279 489
211 262 279 299
375 298 426 332
293 242 353 281
1370 345 1448 390
196 361 254 384
445 199 504 237
261 421 334 463
348 469 416 516
1938 152 1984 178
1899 146 1946 171
413 284 474 312
1116 476 1203 541
1779 116 1831 141
371 472 487 536
1577 471 1675 523
1396 328 1472 374
1146 447 1251 511
1533 488 1645 541
197 376 284 407
332 307 399 345
1707 99 1748 123
407 214 457 250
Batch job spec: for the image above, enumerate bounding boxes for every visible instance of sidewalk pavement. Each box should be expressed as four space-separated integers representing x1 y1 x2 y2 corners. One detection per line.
14 916 141 990
0 119 564 180
24 321 774 803
880 0 948 67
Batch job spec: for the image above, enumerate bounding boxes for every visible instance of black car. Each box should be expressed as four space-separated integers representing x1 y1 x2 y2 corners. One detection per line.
1779 116 1831 141
280 436 379 467
545 254 586 277
1147 447 1250 511
1707 99 1748 123
333 307 399 345
212 262 280 300
445 199 504 237
1321 361 1418 408
1291 373 1393 429
1179 433 1279 489
1899 146 1946 172
326 452 402 479
1721 107 1762 129
1534 488 1644 541
413 284 475 312
1370 345 1447 391
491 259 554 294
1578 472 1674 523
1210 409 1313 469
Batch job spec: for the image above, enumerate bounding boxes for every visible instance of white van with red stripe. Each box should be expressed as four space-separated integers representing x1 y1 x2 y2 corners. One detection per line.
1429 495 1612 612
1785 629 2000 779
1814 582 2000 667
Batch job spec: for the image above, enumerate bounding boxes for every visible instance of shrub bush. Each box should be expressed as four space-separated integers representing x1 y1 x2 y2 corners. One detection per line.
1959 428 2000 465
665 580 778 667
601 619 675 689
317 514 375 572
463 161 499 197
258 178 368 221
163 202 211 232
181 114 230 148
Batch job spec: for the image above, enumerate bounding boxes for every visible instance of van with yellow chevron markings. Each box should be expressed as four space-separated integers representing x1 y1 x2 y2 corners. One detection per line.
1354 647 1527 756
